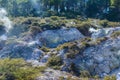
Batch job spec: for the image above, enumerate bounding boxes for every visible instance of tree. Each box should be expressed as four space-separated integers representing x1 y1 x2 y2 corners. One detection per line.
107 0 120 21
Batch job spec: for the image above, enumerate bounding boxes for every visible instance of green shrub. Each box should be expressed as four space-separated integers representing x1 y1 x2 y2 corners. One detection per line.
68 63 80 76
76 22 93 36
29 26 42 35
50 16 60 20
99 20 120 28
47 56 63 70
93 75 100 79
66 53 76 59
104 75 116 80
89 37 108 46
40 46 50 52
59 76 65 80
80 41 90 49
56 42 72 51
99 20 109 27
111 31 120 38
0 58 46 80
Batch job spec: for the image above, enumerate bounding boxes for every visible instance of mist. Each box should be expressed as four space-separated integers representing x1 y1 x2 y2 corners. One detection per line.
0 8 12 40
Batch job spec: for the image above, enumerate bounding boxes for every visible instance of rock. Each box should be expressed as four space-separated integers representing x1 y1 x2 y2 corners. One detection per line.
0 38 40 59
8 24 30 37
37 28 84 48
41 55 50 63
27 60 45 67
61 32 120 76
109 57 120 70
91 27 120 39
31 49 43 60
91 28 106 39
117 73 120 80
36 68 76 80
0 25 6 36
93 54 104 63
99 63 110 74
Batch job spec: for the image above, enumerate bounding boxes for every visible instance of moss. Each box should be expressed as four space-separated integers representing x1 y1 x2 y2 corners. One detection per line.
40 46 50 52
104 75 116 80
59 76 65 80
99 20 109 27
56 42 73 51
80 41 90 49
0 58 46 80
66 53 76 59
50 16 60 20
99 20 120 28
93 75 100 79
29 26 42 35
47 56 63 70
89 37 108 46
111 31 120 38
12 17 120 34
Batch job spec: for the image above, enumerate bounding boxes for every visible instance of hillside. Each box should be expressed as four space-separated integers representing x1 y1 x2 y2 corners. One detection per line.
0 0 120 80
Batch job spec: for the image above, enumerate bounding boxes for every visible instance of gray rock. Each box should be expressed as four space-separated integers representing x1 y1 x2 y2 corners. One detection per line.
37 28 84 48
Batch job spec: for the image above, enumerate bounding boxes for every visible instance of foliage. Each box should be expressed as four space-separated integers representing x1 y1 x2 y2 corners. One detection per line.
0 0 119 21
75 22 94 36
0 58 46 80
40 46 50 52
111 31 120 38
47 56 63 69
104 75 116 80
12 17 120 34
99 20 120 27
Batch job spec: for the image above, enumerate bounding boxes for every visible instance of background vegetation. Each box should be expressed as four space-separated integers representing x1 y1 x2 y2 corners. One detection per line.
0 0 120 21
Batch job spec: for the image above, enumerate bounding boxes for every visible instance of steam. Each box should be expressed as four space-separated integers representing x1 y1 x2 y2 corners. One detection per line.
0 8 12 33
89 27 98 33
0 8 12 40
0 35 7 40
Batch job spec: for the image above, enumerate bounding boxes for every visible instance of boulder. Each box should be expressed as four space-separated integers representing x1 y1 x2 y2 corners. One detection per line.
37 28 84 48
0 25 6 36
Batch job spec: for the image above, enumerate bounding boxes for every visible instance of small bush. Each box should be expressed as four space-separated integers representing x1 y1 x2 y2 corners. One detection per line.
47 56 63 70
66 53 76 59
0 58 46 80
99 20 109 27
29 26 42 35
99 20 120 28
50 16 60 20
111 31 120 38
68 63 80 76
76 22 93 36
40 46 50 52
104 75 116 80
